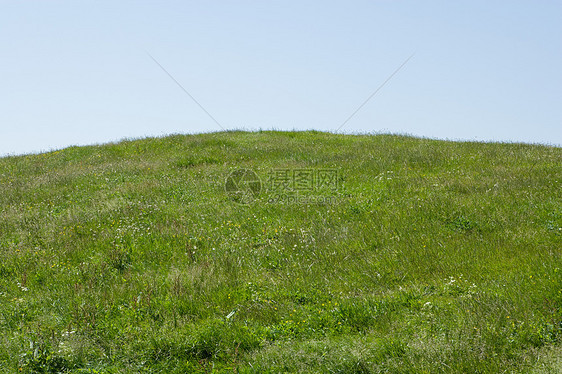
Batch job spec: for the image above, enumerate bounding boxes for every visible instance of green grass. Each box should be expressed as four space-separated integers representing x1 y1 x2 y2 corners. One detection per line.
0 131 560 373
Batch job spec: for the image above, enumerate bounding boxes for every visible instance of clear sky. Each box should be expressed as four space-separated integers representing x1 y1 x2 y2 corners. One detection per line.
1 1 561 156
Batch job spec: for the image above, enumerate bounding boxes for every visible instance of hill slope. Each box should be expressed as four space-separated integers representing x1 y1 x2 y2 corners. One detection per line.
0 131 561 373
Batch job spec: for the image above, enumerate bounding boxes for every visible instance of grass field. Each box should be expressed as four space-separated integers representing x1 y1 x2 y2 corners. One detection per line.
0 131 561 373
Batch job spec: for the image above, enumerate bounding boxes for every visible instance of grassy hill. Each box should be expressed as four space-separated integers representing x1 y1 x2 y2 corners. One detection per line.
0 131 561 373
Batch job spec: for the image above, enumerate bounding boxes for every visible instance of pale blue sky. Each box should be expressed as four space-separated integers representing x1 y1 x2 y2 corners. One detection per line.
1 1 561 155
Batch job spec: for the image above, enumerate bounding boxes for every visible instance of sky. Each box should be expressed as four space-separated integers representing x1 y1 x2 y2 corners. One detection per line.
1 1 561 156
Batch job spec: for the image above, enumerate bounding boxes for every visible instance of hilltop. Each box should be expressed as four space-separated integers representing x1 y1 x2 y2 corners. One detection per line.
0 131 560 373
